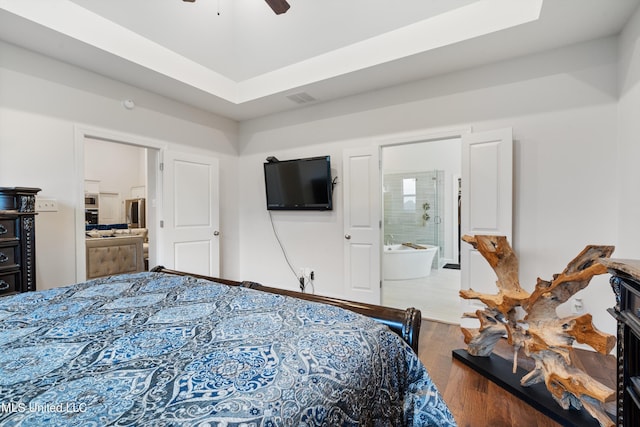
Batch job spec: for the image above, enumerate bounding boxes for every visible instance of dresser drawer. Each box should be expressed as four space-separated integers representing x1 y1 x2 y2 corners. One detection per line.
0 218 17 240
622 280 640 322
0 271 19 296
0 244 18 269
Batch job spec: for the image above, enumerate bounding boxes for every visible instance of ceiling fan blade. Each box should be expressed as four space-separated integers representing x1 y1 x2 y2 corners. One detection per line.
265 0 290 14
182 0 289 15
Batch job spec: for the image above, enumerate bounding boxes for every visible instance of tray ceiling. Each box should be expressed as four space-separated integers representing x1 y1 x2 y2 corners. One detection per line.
0 0 638 120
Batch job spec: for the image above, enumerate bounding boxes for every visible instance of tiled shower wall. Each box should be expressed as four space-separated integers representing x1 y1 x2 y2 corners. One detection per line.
383 170 444 254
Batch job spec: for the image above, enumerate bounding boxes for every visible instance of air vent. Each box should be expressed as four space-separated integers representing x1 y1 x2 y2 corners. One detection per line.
286 92 317 104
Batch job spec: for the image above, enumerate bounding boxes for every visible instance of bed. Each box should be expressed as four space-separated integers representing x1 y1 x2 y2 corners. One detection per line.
0 268 456 426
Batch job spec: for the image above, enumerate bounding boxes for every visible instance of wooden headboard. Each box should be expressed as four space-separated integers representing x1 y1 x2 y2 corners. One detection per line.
151 266 422 353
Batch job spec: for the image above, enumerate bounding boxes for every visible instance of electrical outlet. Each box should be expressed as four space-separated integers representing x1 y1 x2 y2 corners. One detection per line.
36 198 58 212
298 268 315 290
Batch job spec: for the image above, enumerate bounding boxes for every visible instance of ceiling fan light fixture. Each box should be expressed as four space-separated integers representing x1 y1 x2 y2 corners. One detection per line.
265 0 290 14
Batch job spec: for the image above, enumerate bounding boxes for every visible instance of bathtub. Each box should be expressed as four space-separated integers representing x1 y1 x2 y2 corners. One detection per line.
383 244 439 280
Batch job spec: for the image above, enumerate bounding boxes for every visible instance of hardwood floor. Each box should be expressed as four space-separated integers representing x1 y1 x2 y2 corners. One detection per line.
417 319 616 427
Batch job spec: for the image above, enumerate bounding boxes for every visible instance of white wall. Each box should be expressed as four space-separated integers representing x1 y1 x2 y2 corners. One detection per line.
237 142 350 293
0 40 241 289
617 5 640 259
85 138 146 223
238 37 621 336
382 138 461 174
84 139 146 198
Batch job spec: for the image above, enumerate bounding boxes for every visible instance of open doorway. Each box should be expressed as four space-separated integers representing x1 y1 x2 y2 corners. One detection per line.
75 128 161 282
380 137 462 324
83 138 154 279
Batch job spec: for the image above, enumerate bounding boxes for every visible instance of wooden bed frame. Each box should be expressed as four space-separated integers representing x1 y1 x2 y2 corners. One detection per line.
151 266 422 353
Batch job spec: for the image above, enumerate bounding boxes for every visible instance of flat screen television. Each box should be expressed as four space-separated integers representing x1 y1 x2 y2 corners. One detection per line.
264 156 333 210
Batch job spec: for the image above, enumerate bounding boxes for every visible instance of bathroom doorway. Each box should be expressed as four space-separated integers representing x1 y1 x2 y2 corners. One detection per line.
380 137 462 324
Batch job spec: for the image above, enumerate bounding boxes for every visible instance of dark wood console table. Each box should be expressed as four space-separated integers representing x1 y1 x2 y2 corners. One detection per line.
600 258 640 427
0 187 41 296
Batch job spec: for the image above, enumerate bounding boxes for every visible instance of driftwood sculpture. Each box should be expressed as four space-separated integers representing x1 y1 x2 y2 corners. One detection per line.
460 235 616 427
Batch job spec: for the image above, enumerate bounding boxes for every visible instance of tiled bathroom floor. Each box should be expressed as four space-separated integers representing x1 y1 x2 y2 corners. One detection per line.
382 267 461 324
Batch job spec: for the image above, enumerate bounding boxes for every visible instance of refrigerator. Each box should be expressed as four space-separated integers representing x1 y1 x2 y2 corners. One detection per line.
125 198 146 228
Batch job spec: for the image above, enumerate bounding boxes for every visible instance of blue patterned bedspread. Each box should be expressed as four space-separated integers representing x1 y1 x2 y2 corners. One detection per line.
0 272 456 426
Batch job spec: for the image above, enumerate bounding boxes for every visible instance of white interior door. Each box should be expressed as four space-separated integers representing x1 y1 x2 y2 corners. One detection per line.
460 128 513 313
160 151 220 276
343 146 381 305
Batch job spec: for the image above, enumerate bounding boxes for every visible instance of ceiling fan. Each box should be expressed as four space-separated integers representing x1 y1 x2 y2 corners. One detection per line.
182 0 290 15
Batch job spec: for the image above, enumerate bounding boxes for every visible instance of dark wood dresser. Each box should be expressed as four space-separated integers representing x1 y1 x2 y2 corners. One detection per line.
0 187 41 296
601 258 640 427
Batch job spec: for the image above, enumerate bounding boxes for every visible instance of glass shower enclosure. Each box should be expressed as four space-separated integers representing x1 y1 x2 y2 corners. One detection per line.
383 170 445 268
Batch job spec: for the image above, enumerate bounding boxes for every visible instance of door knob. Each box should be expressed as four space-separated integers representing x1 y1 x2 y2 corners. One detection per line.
213 231 220 236
345 234 351 240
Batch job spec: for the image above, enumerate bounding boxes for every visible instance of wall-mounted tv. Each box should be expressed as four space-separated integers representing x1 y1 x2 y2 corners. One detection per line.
264 155 333 210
